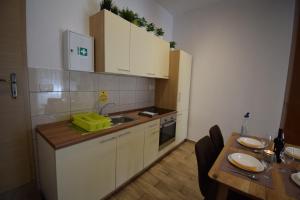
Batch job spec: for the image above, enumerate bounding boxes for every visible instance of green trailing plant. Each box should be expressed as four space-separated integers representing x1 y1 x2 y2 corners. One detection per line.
132 12 140 26
135 17 147 27
119 8 137 23
170 41 176 49
155 28 164 36
100 0 114 11
111 5 119 15
146 23 155 32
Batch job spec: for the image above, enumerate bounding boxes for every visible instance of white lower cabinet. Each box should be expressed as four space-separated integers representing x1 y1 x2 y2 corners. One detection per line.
38 120 163 200
143 120 160 167
116 125 144 187
38 134 117 200
56 136 116 200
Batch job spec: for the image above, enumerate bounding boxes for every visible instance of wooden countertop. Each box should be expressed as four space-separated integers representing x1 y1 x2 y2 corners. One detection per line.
36 109 176 150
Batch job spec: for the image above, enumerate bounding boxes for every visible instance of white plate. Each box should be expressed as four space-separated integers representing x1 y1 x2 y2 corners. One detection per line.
228 153 264 172
285 147 300 160
291 172 300 187
237 137 266 149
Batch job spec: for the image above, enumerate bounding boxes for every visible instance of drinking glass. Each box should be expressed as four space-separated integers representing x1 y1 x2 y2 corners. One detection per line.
280 146 295 164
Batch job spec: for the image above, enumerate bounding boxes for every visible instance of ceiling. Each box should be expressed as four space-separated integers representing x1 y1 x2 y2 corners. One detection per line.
155 0 222 16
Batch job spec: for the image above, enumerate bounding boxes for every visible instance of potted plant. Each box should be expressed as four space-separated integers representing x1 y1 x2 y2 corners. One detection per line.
155 28 164 38
111 5 119 15
137 17 147 28
146 23 155 33
132 13 140 26
100 0 114 11
170 41 176 50
119 8 137 23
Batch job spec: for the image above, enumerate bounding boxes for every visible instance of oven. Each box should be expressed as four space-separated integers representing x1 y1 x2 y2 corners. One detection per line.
159 113 177 150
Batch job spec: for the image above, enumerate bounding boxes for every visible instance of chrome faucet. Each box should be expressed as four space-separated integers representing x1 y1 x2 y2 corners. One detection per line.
99 103 116 115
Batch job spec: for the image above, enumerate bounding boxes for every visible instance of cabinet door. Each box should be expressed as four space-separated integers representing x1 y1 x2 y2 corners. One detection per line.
144 120 160 167
175 111 188 144
56 136 116 200
152 36 170 79
116 125 144 187
130 25 156 77
105 11 131 74
177 51 192 112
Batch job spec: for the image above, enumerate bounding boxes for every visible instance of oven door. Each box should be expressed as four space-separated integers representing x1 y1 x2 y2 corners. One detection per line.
159 120 176 149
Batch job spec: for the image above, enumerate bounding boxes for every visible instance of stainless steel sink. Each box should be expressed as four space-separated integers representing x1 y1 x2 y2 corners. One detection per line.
110 115 135 126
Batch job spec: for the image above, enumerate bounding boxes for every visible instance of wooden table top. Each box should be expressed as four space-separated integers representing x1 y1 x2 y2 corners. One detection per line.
208 133 300 200
36 109 176 150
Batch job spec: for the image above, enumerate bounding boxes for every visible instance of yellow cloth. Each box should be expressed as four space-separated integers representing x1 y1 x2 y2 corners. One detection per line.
239 140 261 149
230 158 258 172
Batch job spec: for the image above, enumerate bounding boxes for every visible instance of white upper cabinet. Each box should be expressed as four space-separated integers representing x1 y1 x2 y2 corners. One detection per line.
130 24 155 77
130 25 170 78
116 125 144 187
152 36 170 79
90 10 170 78
90 10 131 74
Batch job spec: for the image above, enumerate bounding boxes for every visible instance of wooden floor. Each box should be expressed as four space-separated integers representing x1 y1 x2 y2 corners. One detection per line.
108 141 203 200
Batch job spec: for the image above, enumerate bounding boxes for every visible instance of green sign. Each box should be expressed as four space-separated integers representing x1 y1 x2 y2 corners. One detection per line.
77 47 88 56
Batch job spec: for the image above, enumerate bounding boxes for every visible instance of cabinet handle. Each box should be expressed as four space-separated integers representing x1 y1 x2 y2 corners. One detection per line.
119 131 131 137
99 137 115 144
118 68 130 72
146 73 155 76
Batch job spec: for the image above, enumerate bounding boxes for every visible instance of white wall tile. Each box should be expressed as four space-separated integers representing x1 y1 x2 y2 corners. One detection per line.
135 101 154 109
148 78 155 91
31 112 70 138
98 91 120 106
100 104 120 115
97 74 120 91
70 92 98 112
119 76 136 91
135 91 150 103
120 91 136 105
30 92 70 116
119 104 137 112
70 71 97 91
136 77 149 91
29 68 69 92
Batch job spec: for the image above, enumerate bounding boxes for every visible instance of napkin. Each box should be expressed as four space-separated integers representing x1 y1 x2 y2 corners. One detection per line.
239 140 262 149
229 156 258 172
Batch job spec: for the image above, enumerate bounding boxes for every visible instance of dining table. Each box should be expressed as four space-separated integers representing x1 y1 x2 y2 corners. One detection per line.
208 133 300 200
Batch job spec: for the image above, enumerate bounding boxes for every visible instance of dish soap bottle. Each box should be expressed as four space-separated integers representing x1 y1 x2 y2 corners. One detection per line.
240 112 250 136
273 128 285 163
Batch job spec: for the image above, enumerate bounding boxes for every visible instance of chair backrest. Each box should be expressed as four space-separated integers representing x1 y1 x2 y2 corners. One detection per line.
195 136 217 198
209 125 224 156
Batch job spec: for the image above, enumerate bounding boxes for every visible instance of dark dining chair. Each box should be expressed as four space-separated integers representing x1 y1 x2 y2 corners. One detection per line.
209 125 224 157
195 136 218 200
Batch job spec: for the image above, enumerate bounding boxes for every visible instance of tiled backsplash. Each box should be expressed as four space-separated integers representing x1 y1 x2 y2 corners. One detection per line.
29 68 155 130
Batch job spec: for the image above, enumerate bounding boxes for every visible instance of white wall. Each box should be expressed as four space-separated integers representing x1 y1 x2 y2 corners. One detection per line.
173 0 295 141
26 0 173 69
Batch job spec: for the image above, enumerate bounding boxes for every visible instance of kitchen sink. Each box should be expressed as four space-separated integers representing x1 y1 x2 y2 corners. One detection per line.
110 115 135 126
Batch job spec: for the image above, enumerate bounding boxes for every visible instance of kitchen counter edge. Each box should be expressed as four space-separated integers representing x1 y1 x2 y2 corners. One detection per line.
36 110 177 150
